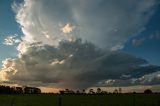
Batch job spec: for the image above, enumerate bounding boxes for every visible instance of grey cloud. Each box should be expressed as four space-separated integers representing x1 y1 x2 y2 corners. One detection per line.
2 0 159 89
97 69 160 87
126 65 160 78
1 40 159 89
140 71 160 85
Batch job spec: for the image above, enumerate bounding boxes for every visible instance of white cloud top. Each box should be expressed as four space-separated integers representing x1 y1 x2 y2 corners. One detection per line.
0 0 159 89
13 0 157 49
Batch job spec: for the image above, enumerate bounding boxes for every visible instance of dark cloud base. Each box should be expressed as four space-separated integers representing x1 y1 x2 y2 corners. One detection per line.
1 39 160 89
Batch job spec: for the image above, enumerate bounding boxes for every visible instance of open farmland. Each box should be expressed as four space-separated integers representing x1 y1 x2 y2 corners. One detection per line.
0 94 160 106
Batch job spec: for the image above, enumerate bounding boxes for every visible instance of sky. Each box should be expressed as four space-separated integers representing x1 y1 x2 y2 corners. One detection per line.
0 0 160 92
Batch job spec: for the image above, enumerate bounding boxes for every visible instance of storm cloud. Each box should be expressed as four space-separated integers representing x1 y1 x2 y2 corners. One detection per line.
0 0 160 89
13 0 158 50
0 40 159 89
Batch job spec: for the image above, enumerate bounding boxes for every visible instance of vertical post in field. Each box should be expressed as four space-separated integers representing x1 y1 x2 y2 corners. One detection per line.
58 96 62 106
133 94 135 106
11 97 15 106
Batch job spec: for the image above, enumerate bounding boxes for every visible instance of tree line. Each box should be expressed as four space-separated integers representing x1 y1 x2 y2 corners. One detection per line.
59 88 153 95
58 88 123 95
0 85 41 94
0 85 154 94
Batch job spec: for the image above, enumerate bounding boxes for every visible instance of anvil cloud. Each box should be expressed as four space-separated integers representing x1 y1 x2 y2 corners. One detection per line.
0 0 160 89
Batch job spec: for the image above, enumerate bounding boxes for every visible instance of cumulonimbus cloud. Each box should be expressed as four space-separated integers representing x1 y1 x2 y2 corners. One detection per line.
1 40 160 89
13 0 158 49
0 0 160 89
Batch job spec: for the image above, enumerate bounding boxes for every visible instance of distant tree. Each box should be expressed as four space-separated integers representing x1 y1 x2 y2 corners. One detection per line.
65 89 70 94
101 91 108 94
23 87 41 94
133 91 137 94
59 90 65 94
89 89 95 94
96 88 102 94
76 90 80 94
118 88 122 93
69 90 75 94
64 89 75 94
113 89 118 94
82 89 86 94
0 85 41 94
144 89 152 94
16 87 23 94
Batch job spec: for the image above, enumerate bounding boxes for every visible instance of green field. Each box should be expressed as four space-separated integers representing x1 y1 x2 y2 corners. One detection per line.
0 94 160 106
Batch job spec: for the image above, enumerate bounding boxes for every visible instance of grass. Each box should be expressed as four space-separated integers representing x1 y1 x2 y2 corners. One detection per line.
0 94 160 106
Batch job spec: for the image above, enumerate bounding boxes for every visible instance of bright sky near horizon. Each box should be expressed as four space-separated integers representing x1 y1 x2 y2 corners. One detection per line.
0 0 160 92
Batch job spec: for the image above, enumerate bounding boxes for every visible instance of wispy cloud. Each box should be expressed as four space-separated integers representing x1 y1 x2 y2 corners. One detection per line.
132 38 145 47
3 35 21 45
